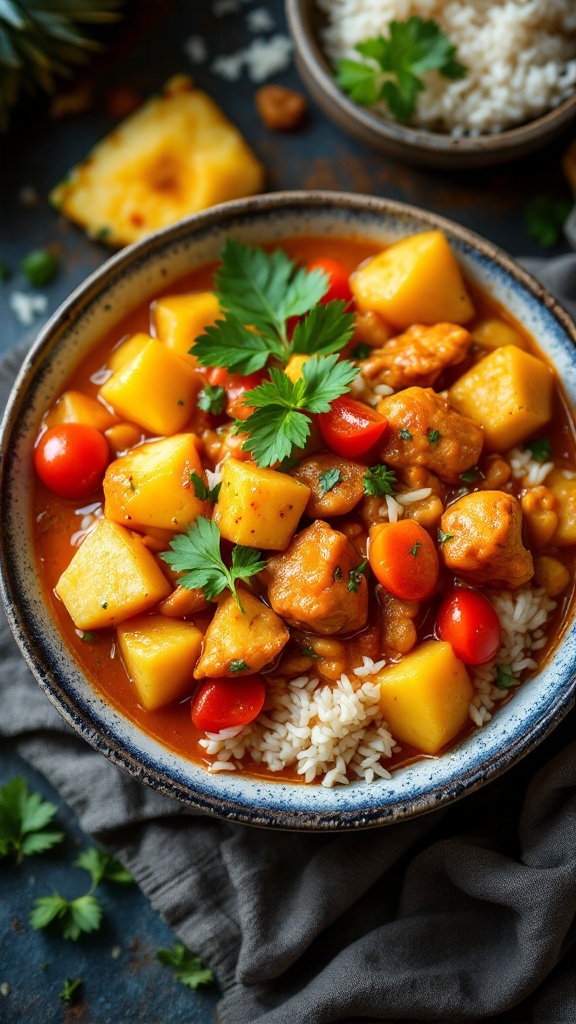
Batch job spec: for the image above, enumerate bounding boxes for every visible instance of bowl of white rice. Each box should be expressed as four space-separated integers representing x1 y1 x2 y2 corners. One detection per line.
286 0 576 167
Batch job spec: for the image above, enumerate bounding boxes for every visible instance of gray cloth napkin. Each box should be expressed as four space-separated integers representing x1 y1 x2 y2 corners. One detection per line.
2 257 576 1024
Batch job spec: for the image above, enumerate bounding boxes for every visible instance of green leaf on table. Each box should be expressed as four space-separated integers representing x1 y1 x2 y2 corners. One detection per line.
525 196 572 248
30 892 103 941
75 846 133 889
21 249 59 287
59 977 82 1005
0 777 64 865
156 941 214 990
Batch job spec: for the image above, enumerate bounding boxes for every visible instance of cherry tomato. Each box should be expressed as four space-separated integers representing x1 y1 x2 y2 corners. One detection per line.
369 520 439 601
204 367 267 421
308 257 353 304
33 423 110 500
436 588 502 665
192 675 266 733
318 395 387 458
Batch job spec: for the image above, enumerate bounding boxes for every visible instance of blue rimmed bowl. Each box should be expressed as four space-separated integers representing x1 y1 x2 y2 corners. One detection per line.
1 191 576 830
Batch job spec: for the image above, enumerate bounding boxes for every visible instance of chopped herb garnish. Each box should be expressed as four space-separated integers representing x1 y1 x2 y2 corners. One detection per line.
95 226 111 239
399 428 413 441
495 665 518 690
408 542 422 557
350 342 371 361
30 893 103 941
81 632 94 643
75 846 133 889
21 249 59 287
525 196 572 249
437 528 453 545
156 942 214 990
100 601 108 610
190 471 221 503
0 777 64 865
197 384 227 415
336 16 466 123
161 517 265 612
427 430 441 444
301 643 320 660
333 566 343 581
59 978 82 1006
348 561 367 592
363 463 397 497
229 659 249 673
460 466 482 484
128 479 136 492
319 467 342 495
526 437 552 463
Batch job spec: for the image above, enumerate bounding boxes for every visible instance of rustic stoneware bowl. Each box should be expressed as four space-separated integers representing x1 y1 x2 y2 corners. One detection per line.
1 191 576 830
286 0 576 169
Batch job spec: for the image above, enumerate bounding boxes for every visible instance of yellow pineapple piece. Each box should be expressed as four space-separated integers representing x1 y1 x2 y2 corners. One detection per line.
99 338 201 436
103 433 208 534
108 333 152 372
215 458 310 550
47 391 118 432
154 291 221 363
49 75 265 247
117 615 202 710
55 520 171 631
194 587 289 678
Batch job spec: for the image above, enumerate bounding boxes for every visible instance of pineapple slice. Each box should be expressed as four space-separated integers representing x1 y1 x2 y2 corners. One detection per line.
49 75 265 247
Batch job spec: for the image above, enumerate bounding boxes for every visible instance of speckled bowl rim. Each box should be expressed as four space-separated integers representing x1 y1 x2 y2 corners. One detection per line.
285 0 576 159
1 191 576 831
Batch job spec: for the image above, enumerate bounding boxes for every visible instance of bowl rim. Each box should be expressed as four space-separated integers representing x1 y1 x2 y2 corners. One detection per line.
285 0 576 154
1 188 576 831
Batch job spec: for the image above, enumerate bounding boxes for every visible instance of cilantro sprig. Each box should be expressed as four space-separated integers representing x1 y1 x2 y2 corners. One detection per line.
30 893 103 941
190 471 221 503
0 777 64 865
363 464 397 497
336 17 466 123
161 517 265 612
238 355 358 467
319 467 342 495
525 196 571 249
75 846 133 889
156 942 214 990
192 240 354 374
526 437 552 464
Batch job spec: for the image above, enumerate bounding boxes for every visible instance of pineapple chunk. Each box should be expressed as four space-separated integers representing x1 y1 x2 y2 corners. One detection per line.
49 75 265 247
117 615 202 710
350 231 475 329
194 587 289 678
47 391 117 432
376 640 474 755
215 457 310 550
448 345 554 452
99 338 201 436
471 318 528 352
108 333 151 372
547 469 576 546
55 520 171 630
154 291 220 363
104 433 208 534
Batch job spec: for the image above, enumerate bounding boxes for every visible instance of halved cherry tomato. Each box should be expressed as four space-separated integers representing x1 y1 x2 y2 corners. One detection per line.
192 675 266 734
318 395 387 458
436 588 501 665
33 423 110 500
308 257 353 304
203 367 267 420
369 520 439 601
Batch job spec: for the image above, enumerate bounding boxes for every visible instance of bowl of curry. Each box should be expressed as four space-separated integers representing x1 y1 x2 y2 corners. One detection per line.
1 191 576 829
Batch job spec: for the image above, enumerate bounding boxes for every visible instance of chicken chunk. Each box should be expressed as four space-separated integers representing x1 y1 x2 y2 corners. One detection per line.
380 591 420 659
440 490 533 588
290 454 365 518
377 387 484 484
265 520 368 635
361 323 471 391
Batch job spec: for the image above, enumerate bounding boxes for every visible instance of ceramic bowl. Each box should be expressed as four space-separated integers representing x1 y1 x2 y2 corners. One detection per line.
285 0 576 169
2 191 576 830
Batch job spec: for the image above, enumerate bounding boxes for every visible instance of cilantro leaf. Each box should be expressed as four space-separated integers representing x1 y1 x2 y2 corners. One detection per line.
190 471 221 503
30 893 103 941
399 428 412 441
319 467 342 495
193 315 277 375
525 196 572 249
161 517 265 611
495 665 518 690
75 847 133 890
0 777 64 865
336 17 466 123
526 437 552 463
291 301 355 357
437 528 453 545
348 561 367 592
427 430 441 444
351 342 371 361
229 659 249 673
408 542 423 557
460 466 483 484
156 942 214 990
197 384 227 415
59 978 82 1005
299 353 358 412
363 464 397 497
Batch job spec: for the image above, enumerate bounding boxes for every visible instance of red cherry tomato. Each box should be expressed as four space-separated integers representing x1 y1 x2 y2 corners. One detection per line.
204 367 267 421
33 423 110 500
369 520 439 601
436 588 502 665
192 675 266 733
318 395 387 458
308 257 353 304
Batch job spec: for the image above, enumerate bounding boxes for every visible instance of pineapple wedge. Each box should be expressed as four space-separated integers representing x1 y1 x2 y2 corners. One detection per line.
50 75 265 247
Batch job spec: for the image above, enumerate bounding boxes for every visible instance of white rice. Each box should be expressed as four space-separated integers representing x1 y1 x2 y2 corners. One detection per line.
318 0 576 135
508 447 554 486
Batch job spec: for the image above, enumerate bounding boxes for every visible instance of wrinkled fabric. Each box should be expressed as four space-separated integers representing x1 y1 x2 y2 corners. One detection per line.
1 257 576 1024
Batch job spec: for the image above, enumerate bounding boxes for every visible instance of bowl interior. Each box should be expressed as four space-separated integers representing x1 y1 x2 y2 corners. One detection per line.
2 191 576 830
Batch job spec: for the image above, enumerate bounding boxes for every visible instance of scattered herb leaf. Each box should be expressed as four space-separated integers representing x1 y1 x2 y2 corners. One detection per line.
351 342 370 361
525 196 572 249
427 430 441 444
190 471 221 503
460 466 482 484
0 777 64 865
59 978 82 1005
399 428 413 441
81 632 94 643
408 542 422 557
348 561 367 592
526 437 552 464
100 601 108 610
21 249 59 287
156 942 214 990
495 665 518 690
75 847 133 890
437 528 453 545
30 893 103 941
229 659 249 673
291 300 355 358
363 463 397 497
319 467 342 495
197 384 227 415
301 643 320 659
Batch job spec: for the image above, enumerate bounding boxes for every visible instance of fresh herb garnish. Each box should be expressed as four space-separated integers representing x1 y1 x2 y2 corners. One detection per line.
437 528 453 545
399 428 413 441
351 342 370 361
161 517 265 612
81 631 94 643
21 249 59 287
193 239 345 374
319 467 342 495
229 659 249 673
363 463 397 497
495 665 518 690
197 383 227 415
460 466 482 484
75 846 133 889
190 471 221 503
525 196 572 249
348 561 367 592
30 893 103 941
156 942 214 990
427 429 441 444
408 542 422 557
301 643 320 659
100 601 108 610
0 777 64 865
237 355 357 468
336 16 466 123
526 437 552 464
59 978 82 1006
